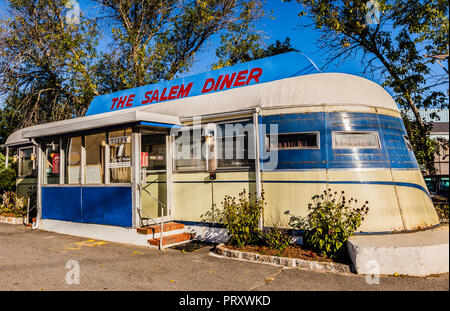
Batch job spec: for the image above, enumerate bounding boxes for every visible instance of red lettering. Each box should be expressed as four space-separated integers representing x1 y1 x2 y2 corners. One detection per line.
117 96 127 108
202 78 215 93
150 90 159 103
160 88 168 101
233 70 248 87
111 98 119 110
126 94 135 107
178 82 193 98
246 68 263 84
214 75 223 91
141 91 152 104
168 85 179 100
219 73 236 90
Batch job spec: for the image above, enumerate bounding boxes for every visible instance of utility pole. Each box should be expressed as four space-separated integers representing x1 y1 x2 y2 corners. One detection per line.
424 54 449 74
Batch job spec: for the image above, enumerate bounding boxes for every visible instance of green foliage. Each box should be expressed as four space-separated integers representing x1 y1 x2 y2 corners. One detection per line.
286 189 369 259
202 190 293 251
221 189 264 248
402 112 440 173
0 0 99 134
201 189 264 248
0 191 26 217
262 226 291 252
0 168 16 192
212 1 296 69
95 0 267 91
214 37 297 69
284 0 449 171
435 204 449 221
0 152 16 192
1 0 267 136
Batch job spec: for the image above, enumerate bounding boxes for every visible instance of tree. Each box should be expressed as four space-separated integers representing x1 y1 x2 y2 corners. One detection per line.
214 35 298 69
94 0 266 92
210 0 297 69
0 0 99 136
284 0 449 172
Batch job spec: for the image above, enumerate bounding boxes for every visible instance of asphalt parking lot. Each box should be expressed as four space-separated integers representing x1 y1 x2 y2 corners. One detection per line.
0 223 448 291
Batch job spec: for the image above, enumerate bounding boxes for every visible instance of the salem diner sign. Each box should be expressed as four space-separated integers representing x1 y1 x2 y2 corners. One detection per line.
85 52 319 116
110 68 262 111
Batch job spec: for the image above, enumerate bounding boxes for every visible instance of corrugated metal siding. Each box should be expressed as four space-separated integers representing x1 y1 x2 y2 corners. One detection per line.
404 109 449 123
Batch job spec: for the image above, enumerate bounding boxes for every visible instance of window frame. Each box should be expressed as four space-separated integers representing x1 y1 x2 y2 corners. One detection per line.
18 146 35 178
172 126 208 173
107 127 133 184
266 131 321 151
403 135 413 151
42 139 61 185
62 135 83 186
41 127 133 186
172 121 256 173
332 131 381 150
216 132 254 171
84 132 106 185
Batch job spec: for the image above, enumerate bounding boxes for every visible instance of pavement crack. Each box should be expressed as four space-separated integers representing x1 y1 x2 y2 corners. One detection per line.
247 267 285 291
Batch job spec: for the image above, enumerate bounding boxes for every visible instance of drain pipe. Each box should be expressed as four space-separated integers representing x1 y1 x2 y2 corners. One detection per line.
30 138 39 231
253 108 263 230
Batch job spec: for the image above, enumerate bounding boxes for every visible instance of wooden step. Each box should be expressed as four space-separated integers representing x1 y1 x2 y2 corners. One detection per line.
137 222 185 235
148 233 194 247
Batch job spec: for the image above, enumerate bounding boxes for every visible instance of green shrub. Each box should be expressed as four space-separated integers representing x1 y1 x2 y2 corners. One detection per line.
0 167 16 192
435 204 449 221
263 226 290 252
201 189 264 248
287 189 369 259
222 189 264 247
0 191 26 217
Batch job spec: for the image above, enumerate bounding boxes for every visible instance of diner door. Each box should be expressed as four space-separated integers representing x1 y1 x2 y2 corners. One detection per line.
140 132 172 225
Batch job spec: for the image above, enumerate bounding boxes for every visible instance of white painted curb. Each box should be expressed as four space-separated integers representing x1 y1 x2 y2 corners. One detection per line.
347 225 449 276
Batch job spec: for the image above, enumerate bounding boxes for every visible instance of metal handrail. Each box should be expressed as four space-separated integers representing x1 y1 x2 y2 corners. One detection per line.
139 178 168 250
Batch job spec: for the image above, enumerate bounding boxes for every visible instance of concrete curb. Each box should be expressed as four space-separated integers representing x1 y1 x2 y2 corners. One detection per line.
214 243 353 274
0 216 25 225
347 225 449 276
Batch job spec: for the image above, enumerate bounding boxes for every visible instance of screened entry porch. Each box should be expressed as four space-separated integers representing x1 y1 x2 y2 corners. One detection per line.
18 110 181 230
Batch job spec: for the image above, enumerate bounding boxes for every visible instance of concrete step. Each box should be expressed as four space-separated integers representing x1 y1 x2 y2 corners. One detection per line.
347 225 449 276
148 232 194 247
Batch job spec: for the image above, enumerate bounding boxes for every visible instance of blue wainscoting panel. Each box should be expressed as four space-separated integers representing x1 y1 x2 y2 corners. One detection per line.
81 187 132 227
41 187 82 223
41 186 132 227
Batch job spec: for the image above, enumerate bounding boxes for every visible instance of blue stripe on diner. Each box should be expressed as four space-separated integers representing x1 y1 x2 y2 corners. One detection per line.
139 121 181 128
173 179 431 199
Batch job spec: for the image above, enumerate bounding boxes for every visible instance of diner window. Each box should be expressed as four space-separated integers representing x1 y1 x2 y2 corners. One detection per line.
142 134 166 171
174 128 206 171
332 131 380 149
65 136 82 184
217 126 254 169
18 147 34 177
439 177 449 194
109 128 132 183
84 133 106 184
43 141 60 184
266 132 319 151
404 135 413 151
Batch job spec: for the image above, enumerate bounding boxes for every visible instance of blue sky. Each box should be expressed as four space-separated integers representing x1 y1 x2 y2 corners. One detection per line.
0 0 447 99
73 0 364 77
188 0 365 78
